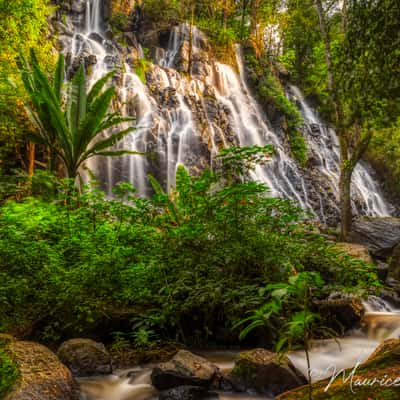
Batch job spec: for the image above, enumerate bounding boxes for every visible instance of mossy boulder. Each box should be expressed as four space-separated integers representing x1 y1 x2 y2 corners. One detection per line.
5 340 78 400
277 338 400 399
229 348 306 396
57 338 112 377
151 350 219 390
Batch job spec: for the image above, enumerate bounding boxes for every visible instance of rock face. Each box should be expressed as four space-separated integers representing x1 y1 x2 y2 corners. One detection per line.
57 338 112 376
230 348 305 396
5 340 78 400
277 338 400 399
315 292 365 332
349 217 400 258
159 385 218 400
151 350 219 390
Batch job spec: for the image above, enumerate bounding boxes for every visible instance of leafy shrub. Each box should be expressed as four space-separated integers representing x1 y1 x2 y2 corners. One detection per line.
0 150 379 345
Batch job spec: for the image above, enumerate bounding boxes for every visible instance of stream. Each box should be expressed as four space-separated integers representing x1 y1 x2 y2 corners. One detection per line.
78 297 400 400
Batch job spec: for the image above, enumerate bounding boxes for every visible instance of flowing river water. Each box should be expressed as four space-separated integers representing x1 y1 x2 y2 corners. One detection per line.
78 297 400 400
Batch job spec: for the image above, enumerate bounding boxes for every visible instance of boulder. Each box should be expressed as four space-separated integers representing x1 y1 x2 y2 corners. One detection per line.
5 340 78 400
277 338 400 399
335 242 373 264
57 338 112 376
159 386 218 400
314 292 364 332
151 350 219 390
349 217 400 258
229 348 306 396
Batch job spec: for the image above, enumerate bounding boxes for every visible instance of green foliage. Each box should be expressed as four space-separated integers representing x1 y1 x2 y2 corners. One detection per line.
109 12 129 32
134 59 150 84
20 51 140 179
0 341 19 398
0 0 54 173
0 147 379 344
337 0 400 126
367 119 400 197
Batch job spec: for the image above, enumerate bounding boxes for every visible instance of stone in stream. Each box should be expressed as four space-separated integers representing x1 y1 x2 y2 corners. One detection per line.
277 338 400 399
314 292 365 332
229 348 306 396
4 338 78 400
57 338 112 376
159 386 218 400
151 350 219 390
349 216 400 258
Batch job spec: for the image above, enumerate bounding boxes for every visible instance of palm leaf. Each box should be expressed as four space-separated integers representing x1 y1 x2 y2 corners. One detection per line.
83 127 134 157
53 54 65 102
87 70 114 106
76 87 116 154
97 116 136 132
94 150 146 156
66 64 87 155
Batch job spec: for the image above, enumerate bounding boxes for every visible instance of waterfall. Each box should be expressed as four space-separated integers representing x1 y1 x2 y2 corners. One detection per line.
61 1 392 221
290 85 391 217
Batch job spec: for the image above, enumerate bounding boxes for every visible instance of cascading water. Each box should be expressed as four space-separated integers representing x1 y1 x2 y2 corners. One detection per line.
61 0 392 222
289 85 391 219
78 297 400 399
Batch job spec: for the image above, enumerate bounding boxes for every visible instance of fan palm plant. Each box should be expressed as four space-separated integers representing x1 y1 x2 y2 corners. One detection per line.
20 49 138 181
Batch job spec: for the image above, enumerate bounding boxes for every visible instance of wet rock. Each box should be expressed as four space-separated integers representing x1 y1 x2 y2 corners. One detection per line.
277 338 400 399
151 350 219 390
85 54 98 67
229 348 306 396
53 20 74 37
159 386 218 400
349 217 400 258
5 340 78 400
314 292 365 332
124 31 138 47
71 0 86 14
335 242 373 263
88 32 104 44
57 338 112 377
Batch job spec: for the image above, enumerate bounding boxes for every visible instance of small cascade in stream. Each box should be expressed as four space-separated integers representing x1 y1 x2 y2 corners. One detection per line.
78 297 400 399
58 0 393 223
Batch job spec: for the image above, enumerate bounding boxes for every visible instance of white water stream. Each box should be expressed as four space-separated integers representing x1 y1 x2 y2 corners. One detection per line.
66 0 392 221
78 297 400 400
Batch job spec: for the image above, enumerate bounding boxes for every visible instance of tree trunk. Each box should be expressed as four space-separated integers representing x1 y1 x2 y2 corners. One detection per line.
28 142 35 177
240 0 250 40
187 2 195 75
339 165 353 240
222 0 228 30
315 0 357 239
315 0 334 94
250 0 260 36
